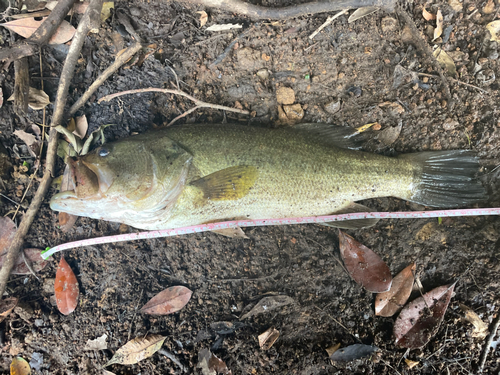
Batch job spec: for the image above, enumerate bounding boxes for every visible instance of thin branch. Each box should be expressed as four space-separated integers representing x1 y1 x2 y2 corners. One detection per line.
179 0 397 20
68 42 143 117
0 0 77 62
417 72 489 94
478 310 500 373
98 88 250 122
309 9 349 39
0 0 105 300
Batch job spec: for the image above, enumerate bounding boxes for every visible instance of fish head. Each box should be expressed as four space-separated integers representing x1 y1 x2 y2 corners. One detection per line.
50 135 192 225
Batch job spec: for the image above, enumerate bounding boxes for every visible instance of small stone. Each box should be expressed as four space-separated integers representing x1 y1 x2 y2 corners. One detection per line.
276 87 295 105
130 7 142 17
34 319 44 327
324 100 341 114
283 104 304 122
381 17 398 33
443 118 459 131
256 69 269 80
43 278 55 294
118 223 128 234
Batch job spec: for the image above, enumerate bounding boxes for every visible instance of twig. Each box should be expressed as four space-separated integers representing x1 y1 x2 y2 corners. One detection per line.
417 72 489 94
13 58 29 115
127 289 144 341
396 6 454 110
179 0 397 20
0 0 77 62
0 0 105 300
478 310 500 373
98 88 250 124
309 9 349 39
68 43 142 118
313 304 361 342
21 251 40 281
209 24 257 67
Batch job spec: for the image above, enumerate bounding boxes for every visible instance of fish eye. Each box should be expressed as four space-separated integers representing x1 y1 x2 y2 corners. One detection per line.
99 148 110 157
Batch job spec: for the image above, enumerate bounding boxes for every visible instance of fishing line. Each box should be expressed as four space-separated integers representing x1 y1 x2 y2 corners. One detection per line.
41 207 500 259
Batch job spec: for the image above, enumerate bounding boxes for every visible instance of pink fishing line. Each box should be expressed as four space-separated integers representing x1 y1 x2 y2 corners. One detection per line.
41 207 500 259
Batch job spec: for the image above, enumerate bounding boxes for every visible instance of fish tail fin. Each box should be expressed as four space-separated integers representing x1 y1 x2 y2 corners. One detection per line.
401 150 487 207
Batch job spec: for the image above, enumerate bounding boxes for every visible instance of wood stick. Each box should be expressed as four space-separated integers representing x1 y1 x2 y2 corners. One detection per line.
13 58 29 115
179 0 396 20
0 0 105 300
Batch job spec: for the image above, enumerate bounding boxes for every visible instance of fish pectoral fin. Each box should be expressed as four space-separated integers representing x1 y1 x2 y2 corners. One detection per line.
320 203 379 230
211 227 249 239
190 166 258 201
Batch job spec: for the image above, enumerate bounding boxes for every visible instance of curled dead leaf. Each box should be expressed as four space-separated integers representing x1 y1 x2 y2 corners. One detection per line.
197 11 208 27
433 48 457 76
375 263 415 317
241 295 294 320
0 297 18 323
325 342 341 357
258 327 279 350
460 304 489 339
405 359 419 369
197 348 232 375
140 286 192 315
1 18 75 44
422 6 436 21
433 9 443 40
339 231 392 293
105 334 166 366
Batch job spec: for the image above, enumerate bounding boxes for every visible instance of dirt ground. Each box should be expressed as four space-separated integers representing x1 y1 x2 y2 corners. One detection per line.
1 0 500 373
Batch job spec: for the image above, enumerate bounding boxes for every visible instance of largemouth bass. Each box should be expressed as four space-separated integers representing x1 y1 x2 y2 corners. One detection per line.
50 124 486 231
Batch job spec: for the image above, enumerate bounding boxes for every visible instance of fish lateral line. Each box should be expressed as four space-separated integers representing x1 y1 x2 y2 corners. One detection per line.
41 207 500 260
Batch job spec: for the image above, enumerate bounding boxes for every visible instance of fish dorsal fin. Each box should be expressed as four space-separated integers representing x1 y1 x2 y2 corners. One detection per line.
320 203 379 229
211 227 249 239
291 123 365 150
190 166 258 201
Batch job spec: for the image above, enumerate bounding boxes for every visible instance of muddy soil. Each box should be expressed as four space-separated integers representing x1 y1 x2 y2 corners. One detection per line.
1 0 500 374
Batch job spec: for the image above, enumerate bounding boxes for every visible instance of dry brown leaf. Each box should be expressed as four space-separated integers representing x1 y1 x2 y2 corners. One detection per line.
483 0 495 14
55 257 79 315
433 9 443 40
325 343 341 357
258 327 279 350
433 48 457 76
197 348 232 375
0 248 49 275
460 304 489 339
12 129 39 157
394 283 456 349
339 231 392 293
422 6 436 21
197 11 208 27
1 18 75 44
140 286 192 315
10 356 30 375
8 87 50 110
74 115 88 139
487 21 500 42
375 263 415 317
105 335 166 366
405 359 419 369
0 297 18 323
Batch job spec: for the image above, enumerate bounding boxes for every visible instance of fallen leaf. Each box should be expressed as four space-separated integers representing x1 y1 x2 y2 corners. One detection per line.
433 48 457 76
3 248 49 275
329 344 379 362
325 343 341 357
258 327 280 350
0 297 18 323
9 87 50 110
105 334 166 366
375 263 416 317
54 257 79 315
84 334 108 351
483 0 495 14
58 163 78 231
197 11 208 27
1 18 75 44
486 20 500 42
405 359 419 369
206 24 242 31
348 7 378 23
338 231 392 293
460 304 489 339
73 115 88 140
241 295 294 319
0 217 17 255
13 129 37 157
101 2 114 22
433 9 443 40
211 227 248 239
394 283 456 349
197 348 232 375
57 139 78 159
140 286 192 315
422 6 436 21
10 357 30 375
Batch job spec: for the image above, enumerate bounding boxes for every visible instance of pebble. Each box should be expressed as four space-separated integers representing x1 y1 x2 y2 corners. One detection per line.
443 118 459 131
276 87 295 105
130 7 142 17
283 104 304 122
324 100 341 114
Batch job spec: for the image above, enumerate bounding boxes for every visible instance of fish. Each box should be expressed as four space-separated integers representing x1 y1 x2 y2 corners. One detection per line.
50 123 486 232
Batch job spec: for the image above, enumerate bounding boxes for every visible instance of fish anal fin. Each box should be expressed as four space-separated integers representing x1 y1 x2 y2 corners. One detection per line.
190 166 258 201
321 203 379 229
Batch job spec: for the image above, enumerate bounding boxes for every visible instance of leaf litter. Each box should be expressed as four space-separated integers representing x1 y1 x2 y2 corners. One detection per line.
375 263 415 317
140 285 192 315
0 297 18 323
338 230 392 293
197 348 232 375
10 356 31 375
258 327 280 350
394 282 456 349
54 257 79 315
105 334 166 366
460 304 489 339
1 18 75 44
241 295 294 319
